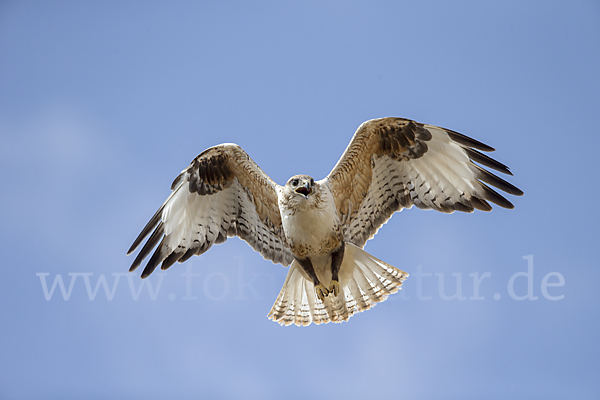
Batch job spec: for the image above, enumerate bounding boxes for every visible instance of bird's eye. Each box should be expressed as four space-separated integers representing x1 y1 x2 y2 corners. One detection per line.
291 179 299 186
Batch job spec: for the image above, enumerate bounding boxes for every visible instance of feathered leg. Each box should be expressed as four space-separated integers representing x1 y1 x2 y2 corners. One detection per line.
295 256 327 301
328 242 345 297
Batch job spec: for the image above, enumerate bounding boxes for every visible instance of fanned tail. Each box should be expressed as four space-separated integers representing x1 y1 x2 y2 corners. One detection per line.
267 243 408 326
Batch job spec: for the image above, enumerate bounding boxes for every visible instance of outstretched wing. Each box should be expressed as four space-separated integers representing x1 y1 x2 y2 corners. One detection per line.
326 117 523 248
127 144 294 278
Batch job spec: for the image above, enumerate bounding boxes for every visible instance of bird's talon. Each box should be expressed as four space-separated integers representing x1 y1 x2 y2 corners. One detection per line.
315 284 328 302
328 280 340 297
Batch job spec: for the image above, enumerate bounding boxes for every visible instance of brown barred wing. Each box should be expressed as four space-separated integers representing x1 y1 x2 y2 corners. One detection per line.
326 117 523 248
127 144 294 278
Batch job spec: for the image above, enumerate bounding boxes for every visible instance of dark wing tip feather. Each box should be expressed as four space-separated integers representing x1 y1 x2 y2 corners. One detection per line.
178 247 198 264
475 166 524 196
141 240 168 279
480 182 515 209
446 128 523 199
129 222 164 272
453 201 475 213
464 147 513 176
160 249 185 271
470 197 493 212
127 205 165 255
445 128 495 152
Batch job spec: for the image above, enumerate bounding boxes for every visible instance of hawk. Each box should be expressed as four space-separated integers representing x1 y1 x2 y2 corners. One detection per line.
127 117 522 326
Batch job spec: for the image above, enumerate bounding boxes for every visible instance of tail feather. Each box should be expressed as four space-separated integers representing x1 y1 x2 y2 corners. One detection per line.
268 243 408 326
293 274 305 323
347 276 371 312
352 263 385 302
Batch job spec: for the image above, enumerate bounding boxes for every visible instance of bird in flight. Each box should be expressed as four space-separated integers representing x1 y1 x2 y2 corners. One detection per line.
127 117 522 326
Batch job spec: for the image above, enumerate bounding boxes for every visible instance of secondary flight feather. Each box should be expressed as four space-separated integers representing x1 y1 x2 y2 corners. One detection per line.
127 117 523 326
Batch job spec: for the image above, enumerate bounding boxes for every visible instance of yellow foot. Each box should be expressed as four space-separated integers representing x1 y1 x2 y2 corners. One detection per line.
328 280 340 297
315 284 328 302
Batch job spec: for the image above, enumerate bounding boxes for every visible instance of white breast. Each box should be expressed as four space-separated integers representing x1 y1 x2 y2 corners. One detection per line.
279 183 339 254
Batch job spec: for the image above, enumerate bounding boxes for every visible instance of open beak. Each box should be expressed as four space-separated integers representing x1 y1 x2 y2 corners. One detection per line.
294 182 312 198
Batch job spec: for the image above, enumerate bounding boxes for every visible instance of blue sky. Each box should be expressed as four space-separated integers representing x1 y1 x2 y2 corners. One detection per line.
1 1 599 399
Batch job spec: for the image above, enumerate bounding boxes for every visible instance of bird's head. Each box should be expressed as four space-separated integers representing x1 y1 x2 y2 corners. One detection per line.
285 175 315 199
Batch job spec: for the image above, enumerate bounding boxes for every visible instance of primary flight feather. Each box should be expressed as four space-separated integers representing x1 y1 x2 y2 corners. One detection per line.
127 117 523 326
